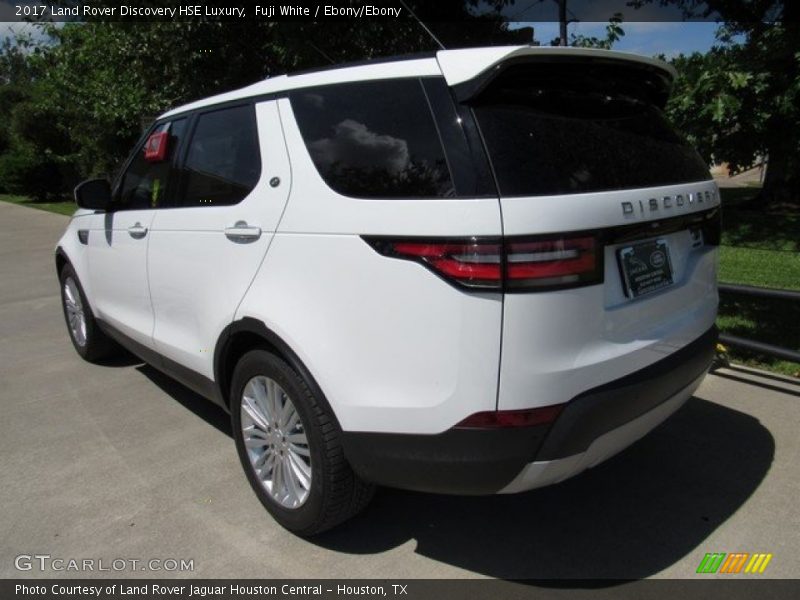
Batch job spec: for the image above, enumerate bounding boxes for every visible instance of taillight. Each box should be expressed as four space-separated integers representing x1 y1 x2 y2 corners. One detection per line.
505 235 601 291
364 233 601 293
455 404 565 429
366 238 502 290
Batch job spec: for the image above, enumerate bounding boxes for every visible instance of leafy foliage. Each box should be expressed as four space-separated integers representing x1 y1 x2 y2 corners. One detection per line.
2 0 797 207
569 13 625 49
647 0 800 206
0 0 521 198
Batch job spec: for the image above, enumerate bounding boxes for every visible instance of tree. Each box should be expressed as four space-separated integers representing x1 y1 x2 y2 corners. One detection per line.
0 34 65 199
569 13 625 49
636 0 800 207
1 0 523 197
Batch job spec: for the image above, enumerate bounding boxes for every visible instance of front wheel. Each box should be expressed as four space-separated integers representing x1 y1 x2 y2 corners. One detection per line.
230 350 374 535
59 264 118 362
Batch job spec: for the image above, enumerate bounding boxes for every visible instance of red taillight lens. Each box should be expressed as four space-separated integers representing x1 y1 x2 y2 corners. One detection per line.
369 239 503 290
364 234 601 292
506 235 600 291
455 404 565 429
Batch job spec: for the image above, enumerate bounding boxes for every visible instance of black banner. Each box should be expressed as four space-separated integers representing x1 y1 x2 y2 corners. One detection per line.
1 0 753 23
4 580 800 600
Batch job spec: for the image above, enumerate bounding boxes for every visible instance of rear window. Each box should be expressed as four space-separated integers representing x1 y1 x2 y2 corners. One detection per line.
471 62 709 197
289 79 455 199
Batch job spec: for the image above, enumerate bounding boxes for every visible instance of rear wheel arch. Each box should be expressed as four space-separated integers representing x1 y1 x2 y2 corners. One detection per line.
214 319 336 425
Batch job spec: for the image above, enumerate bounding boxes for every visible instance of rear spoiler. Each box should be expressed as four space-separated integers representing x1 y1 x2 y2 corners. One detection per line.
436 46 677 103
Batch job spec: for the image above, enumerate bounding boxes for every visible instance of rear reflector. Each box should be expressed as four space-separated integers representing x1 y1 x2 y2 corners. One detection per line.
455 404 565 429
364 234 601 292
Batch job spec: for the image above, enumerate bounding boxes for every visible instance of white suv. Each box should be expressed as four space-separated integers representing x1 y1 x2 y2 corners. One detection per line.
56 46 720 535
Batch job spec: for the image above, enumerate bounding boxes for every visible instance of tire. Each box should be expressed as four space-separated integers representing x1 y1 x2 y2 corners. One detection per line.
231 349 374 535
59 263 118 362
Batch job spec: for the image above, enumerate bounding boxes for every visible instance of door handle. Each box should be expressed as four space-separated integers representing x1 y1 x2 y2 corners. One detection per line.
128 223 148 239
224 221 262 242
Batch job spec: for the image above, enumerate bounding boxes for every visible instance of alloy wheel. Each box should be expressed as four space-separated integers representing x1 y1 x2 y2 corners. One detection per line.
240 375 312 509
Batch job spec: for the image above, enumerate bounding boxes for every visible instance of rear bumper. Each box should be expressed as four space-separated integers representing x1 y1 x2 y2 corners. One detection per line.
341 326 716 494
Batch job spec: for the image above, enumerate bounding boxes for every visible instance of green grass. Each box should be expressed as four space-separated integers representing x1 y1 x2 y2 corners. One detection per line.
0 194 75 216
717 298 800 377
716 186 761 208
717 187 799 377
719 246 800 291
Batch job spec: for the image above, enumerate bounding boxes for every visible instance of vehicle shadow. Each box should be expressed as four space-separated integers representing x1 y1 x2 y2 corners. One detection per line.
93 350 142 368
312 397 774 581
136 363 233 437
119 364 775 581
713 371 800 399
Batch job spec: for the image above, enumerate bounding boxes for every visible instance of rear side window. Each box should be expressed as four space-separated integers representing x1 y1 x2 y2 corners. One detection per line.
180 105 261 207
472 62 710 196
289 79 455 199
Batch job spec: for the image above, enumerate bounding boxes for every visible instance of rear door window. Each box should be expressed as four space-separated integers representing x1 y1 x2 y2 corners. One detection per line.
179 104 261 207
289 79 455 199
471 62 710 197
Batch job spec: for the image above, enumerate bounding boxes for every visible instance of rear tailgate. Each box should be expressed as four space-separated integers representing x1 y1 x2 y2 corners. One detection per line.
452 50 720 411
498 183 719 410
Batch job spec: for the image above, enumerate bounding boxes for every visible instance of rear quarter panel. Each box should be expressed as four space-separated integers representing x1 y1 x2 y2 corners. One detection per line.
235 98 504 435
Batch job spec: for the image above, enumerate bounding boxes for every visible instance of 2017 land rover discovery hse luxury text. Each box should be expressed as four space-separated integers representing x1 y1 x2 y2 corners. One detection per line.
56 46 720 535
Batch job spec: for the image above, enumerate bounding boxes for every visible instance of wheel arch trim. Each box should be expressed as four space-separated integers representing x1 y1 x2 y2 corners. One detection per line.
214 318 339 428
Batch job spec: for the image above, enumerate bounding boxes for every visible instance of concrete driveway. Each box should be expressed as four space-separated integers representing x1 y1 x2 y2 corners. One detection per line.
1 200 798 580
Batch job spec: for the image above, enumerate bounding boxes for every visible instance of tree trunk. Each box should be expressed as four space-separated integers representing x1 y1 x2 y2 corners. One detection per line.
751 145 800 210
751 4 800 211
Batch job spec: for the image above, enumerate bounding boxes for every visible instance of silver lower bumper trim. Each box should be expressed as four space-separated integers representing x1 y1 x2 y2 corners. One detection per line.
499 372 706 494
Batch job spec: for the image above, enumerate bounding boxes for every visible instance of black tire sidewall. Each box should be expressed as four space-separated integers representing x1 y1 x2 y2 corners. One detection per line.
59 264 99 360
230 350 329 534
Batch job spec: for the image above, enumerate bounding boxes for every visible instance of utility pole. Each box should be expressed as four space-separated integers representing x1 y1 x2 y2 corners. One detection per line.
557 0 568 46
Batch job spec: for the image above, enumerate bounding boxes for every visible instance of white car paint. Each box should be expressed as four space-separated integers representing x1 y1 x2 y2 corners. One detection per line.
56 46 718 496
147 101 292 379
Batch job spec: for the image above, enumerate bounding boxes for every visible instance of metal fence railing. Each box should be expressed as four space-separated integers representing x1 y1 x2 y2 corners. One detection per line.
718 283 800 364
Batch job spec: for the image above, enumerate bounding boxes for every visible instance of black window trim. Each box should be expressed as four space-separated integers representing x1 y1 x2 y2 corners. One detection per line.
422 77 496 199
418 78 455 197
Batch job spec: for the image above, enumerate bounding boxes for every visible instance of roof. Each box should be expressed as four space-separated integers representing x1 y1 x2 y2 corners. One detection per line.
159 45 676 120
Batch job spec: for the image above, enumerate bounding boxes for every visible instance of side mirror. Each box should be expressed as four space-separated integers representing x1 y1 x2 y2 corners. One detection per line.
74 179 112 210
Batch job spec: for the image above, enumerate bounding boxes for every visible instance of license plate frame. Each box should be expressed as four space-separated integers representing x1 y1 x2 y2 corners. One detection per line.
618 238 674 298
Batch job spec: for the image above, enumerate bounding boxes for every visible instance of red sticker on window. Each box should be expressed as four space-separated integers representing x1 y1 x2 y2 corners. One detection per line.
144 131 169 162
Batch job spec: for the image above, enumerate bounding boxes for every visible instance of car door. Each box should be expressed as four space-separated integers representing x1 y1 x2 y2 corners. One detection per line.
86 119 187 347
147 101 291 380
